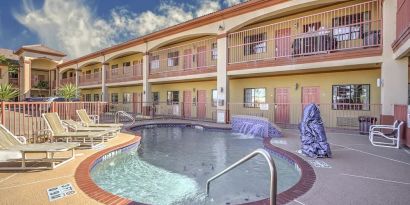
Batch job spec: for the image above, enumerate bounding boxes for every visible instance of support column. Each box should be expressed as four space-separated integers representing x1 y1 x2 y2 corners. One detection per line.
381 0 409 123
216 35 229 123
142 54 152 115
75 66 80 87
20 59 31 100
101 63 108 102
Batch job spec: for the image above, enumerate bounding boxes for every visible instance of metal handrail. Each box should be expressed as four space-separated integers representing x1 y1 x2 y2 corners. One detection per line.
114 111 136 125
206 148 277 205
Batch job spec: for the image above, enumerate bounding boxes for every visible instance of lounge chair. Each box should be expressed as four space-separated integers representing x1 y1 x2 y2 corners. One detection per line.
0 124 79 170
62 119 120 138
369 120 404 149
43 113 111 148
76 109 123 128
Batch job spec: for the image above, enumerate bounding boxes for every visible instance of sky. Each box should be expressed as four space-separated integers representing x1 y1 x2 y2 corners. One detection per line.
0 0 245 58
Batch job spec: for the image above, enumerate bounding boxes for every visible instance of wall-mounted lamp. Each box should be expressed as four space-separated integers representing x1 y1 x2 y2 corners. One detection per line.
143 90 146 94
295 83 299 90
218 24 225 31
377 78 383 87
220 87 224 93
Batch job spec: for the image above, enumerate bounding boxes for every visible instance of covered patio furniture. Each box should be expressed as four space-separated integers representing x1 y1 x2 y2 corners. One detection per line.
299 104 332 158
369 120 404 149
0 124 79 170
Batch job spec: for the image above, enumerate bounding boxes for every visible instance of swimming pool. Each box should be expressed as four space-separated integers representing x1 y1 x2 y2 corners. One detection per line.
91 125 301 205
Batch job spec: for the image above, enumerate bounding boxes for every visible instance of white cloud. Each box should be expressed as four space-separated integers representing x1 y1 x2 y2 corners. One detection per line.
14 0 246 58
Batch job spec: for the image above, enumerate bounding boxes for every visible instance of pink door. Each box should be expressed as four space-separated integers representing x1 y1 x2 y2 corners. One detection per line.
302 87 320 109
133 93 142 114
197 46 207 68
183 49 192 69
197 90 207 119
183 91 192 118
275 28 291 57
275 88 290 124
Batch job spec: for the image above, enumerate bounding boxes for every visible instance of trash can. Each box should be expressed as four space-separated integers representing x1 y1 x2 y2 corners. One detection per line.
358 116 377 135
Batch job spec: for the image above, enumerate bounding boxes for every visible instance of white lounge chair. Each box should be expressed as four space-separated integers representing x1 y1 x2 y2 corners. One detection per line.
0 124 79 170
76 109 123 128
369 120 404 149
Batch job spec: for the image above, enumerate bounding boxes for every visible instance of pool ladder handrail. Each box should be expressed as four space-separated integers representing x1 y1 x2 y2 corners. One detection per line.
114 111 136 125
206 148 277 205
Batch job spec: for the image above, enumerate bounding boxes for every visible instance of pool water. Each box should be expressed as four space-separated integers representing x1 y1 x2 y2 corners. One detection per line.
91 126 300 205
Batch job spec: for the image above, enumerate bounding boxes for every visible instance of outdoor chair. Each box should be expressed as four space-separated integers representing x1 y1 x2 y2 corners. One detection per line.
43 113 111 148
62 119 120 138
0 124 79 170
76 109 123 128
369 120 404 149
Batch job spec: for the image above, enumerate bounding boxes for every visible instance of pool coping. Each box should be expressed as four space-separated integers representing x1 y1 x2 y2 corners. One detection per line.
75 123 315 205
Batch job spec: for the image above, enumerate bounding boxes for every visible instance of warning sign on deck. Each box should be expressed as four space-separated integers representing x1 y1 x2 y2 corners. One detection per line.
47 183 76 201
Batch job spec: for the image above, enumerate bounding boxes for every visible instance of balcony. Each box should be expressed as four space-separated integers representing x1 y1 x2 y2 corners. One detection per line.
9 78 18 87
227 0 382 70
106 64 142 84
31 78 49 90
149 37 217 79
60 77 75 86
79 72 101 87
393 0 410 51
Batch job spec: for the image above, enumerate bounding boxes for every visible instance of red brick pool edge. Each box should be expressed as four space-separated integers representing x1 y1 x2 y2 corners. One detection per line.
75 133 315 205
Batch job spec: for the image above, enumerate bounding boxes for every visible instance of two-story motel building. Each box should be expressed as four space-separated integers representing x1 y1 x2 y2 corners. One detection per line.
7 0 410 125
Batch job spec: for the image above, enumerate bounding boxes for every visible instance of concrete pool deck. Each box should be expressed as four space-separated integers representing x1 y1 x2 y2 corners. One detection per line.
0 120 409 205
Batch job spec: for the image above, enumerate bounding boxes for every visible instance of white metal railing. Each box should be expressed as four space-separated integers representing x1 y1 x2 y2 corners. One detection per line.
228 0 382 64
149 37 217 74
206 148 277 205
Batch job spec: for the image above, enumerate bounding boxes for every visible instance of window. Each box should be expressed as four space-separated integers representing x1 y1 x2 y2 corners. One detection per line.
303 22 321 33
167 51 179 67
332 12 370 41
85 94 91 102
150 55 159 69
211 89 218 107
123 62 131 67
211 43 217 60
93 94 100 102
152 92 159 105
111 64 118 70
111 93 119 103
93 68 99 73
123 93 132 103
167 91 179 105
244 33 267 55
244 88 266 108
332 84 370 110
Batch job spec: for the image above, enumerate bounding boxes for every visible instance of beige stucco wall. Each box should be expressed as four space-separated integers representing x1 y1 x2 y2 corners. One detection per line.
0 65 9 84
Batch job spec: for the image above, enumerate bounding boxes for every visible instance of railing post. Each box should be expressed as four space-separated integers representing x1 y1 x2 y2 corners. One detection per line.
1 102 5 125
51 102 56 113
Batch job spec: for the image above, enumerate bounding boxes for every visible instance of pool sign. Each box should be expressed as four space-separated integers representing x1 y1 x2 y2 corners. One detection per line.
260 103 269 111
47 183 76 201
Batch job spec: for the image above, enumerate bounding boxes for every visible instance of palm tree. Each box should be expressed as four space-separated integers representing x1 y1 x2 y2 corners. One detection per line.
0 84 19 101
57 83 80 100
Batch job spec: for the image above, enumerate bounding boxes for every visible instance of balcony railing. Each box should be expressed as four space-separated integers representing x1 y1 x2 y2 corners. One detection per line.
228 0 382 64
60 77 75 86
79 72 101 86
106 64 143 83
9 78 18 87
396 0 410 42
149 37 217 77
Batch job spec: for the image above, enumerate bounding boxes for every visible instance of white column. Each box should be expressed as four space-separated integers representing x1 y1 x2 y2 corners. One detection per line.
142 54 152 115
101 63 108 102
216 36 229 123
20 59 31 99
381 0 409 120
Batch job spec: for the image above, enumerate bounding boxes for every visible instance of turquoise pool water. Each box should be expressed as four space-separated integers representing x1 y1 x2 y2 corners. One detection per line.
91 126 300 205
